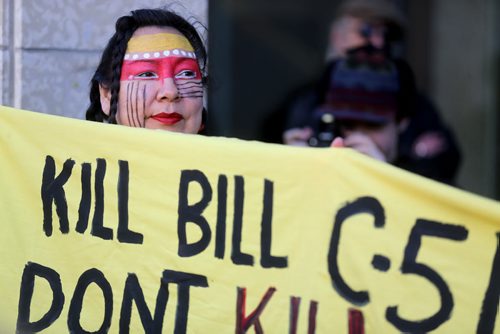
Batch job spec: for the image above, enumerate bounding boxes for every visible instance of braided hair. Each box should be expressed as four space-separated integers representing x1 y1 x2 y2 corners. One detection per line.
86 8 208 124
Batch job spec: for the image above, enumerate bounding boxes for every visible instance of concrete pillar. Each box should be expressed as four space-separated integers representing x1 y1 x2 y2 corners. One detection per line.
430 0 499 197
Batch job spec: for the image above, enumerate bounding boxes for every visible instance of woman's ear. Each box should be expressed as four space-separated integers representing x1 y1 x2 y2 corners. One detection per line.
99 84 111 116
198 107 207 134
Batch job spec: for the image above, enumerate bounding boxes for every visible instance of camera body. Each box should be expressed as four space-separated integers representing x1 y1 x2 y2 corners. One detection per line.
308 111 339 147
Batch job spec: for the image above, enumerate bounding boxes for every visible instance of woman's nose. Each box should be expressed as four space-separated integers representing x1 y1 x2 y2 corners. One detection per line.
156 78 180 101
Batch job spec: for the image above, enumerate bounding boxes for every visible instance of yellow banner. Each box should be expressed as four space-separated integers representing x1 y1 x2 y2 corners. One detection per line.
0 105 499 333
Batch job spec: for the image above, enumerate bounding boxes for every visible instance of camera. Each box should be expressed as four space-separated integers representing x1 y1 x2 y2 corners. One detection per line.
308 112 339 147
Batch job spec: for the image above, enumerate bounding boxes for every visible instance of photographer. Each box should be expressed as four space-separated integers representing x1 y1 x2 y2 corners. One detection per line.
279 0 460 183
283 46 415 164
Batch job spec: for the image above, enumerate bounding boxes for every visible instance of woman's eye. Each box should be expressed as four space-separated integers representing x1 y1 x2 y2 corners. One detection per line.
176 70 197 79
135 71 157 79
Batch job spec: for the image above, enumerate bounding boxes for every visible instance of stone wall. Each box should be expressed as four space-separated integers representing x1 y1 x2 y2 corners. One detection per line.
1 0 207 119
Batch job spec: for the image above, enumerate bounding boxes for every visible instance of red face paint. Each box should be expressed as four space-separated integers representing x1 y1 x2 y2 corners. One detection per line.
120 57 201 81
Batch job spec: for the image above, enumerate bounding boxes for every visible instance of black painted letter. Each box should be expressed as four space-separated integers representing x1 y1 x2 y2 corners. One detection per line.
214 175 228 259
231 176 254 266
41 155 75 236
477 232 500 333
68 268 113 333
328 196 385 306
17 262 64 333
75 162 92 234
91 158 113 240
260 179 288 268
162 269 209 334
177 170 212 257
120 273 168 333
117 160 143 244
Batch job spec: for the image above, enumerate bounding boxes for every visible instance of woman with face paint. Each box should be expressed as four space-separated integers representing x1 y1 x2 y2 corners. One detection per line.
86 8 207 134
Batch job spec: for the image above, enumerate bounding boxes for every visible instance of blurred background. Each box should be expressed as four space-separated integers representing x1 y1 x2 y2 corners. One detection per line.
1 0 499 200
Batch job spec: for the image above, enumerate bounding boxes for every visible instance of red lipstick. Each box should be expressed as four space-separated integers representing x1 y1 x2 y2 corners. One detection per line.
151 112 183 125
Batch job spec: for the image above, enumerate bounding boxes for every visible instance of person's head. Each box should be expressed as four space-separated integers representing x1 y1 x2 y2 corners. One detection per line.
86 8 208 134
316 46 416 162
327 0 405 60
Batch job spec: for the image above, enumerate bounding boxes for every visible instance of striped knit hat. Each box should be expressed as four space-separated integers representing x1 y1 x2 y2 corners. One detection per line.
318 46 404 124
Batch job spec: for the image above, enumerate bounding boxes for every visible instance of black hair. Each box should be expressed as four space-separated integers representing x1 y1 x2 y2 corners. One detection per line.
86 8 208 125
